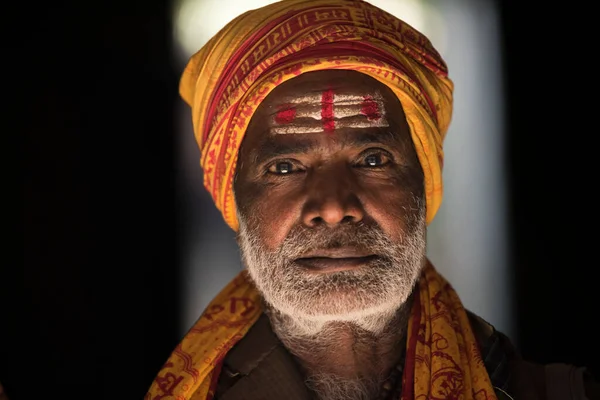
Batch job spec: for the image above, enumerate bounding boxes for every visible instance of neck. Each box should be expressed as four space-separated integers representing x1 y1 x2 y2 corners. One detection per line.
266 292 414 399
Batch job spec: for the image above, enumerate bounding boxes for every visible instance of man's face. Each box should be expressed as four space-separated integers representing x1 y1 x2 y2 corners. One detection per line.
233 70 426 323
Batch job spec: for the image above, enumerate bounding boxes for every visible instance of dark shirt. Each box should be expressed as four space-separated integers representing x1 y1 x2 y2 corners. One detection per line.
214 312 600 400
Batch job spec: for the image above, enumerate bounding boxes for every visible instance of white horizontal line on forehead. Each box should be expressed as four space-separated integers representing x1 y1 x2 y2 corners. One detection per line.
271 117 389 134
280 92 383 104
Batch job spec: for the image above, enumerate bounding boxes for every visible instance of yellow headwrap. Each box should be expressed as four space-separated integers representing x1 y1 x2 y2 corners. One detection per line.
180 0 454 230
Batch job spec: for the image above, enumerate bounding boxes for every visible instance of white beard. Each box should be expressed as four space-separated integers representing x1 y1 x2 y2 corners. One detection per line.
236 199 427 336
305 372 382 400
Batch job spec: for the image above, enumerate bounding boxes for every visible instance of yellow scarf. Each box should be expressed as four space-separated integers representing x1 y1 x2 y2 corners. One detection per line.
145 261 497 399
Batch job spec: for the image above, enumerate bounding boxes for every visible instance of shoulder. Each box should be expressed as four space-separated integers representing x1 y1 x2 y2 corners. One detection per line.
466 309 600 400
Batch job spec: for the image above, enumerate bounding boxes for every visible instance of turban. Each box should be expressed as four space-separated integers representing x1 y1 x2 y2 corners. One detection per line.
180 0 454 230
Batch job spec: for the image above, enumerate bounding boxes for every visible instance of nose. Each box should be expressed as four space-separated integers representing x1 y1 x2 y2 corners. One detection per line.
301 164 365 228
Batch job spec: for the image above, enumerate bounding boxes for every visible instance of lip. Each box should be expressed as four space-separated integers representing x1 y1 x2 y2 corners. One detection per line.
295 248 378 273
299 247 374 259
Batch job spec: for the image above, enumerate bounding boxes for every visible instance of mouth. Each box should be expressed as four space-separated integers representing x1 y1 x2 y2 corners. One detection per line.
294 248 379 273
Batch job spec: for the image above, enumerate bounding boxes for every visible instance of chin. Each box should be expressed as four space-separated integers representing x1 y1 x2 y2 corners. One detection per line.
264 287 411 336
270 283 408 321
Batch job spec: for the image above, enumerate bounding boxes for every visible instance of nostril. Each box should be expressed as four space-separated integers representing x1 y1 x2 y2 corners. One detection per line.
341 215 355 224
311 216 324 225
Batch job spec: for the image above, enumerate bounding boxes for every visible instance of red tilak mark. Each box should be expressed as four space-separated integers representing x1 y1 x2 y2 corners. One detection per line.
274 104 296 124
360 95 381 121
321 89 335 133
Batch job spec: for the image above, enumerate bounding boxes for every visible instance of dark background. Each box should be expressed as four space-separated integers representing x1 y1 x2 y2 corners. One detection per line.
12 1 599 399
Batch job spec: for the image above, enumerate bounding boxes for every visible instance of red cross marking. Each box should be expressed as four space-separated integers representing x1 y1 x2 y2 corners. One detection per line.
360 95 381 121
275 104 297 124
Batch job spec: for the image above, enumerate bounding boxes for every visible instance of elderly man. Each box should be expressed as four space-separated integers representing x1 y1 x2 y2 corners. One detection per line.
146 1 599 399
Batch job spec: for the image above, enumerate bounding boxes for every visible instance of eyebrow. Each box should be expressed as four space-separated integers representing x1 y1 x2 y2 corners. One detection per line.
251 130 400 165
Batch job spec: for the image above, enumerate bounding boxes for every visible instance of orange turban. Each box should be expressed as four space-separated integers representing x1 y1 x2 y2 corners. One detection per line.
180 0 454 230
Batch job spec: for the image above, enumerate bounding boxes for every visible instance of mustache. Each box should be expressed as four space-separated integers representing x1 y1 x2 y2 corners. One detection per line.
277 221 392 260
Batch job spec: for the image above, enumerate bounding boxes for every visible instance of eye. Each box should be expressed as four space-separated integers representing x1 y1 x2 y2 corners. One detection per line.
267 160 301 175
357 149 392 168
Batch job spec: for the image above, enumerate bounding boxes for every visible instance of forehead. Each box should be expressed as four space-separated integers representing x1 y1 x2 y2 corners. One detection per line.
242 70 413 154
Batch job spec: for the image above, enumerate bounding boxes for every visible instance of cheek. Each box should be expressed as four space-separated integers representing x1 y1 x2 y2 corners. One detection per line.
359 172 423 241
238 180 304 251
